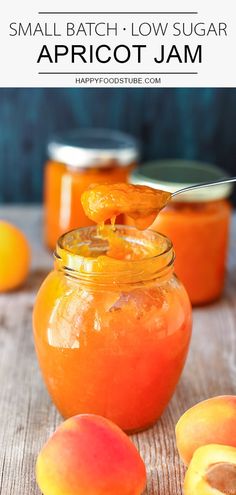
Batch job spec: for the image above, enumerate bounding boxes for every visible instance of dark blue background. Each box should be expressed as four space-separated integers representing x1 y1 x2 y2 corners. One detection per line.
0 88 236 203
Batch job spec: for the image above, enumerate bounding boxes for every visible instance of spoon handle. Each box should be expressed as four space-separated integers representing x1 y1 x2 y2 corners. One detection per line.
172 176 236 197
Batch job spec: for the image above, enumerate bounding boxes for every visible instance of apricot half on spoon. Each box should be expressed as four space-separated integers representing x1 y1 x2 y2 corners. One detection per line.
81 183 172 230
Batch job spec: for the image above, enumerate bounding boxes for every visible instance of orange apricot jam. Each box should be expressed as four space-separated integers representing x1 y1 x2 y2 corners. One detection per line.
153 200 232 305
44 130 138 250
81 182 171 230
130 160 233 306
44 161 133 250
33 225 192 432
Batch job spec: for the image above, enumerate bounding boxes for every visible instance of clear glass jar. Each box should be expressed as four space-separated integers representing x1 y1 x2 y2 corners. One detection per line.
131 160 233 306
33 226 192 433
44 129 139 250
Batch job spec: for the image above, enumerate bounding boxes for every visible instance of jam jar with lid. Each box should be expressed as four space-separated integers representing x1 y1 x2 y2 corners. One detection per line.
44 128 139 249
131 160 232 305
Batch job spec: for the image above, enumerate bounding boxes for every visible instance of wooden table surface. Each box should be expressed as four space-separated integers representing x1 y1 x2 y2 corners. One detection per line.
0 206 236 495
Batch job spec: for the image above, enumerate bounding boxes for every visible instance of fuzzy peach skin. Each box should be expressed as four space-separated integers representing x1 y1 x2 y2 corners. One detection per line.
36 414 147 495
176 395 236 465
184 444 236 495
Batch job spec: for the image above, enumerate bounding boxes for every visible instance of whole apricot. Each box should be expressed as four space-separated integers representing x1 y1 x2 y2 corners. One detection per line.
176 395 236 465
0 221 30 292
36 414 147 495
184 444 236 495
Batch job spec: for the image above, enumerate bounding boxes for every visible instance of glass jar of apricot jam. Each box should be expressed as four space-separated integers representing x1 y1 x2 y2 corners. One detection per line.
131 160 233 306
44 129 139 250
33 225 192 433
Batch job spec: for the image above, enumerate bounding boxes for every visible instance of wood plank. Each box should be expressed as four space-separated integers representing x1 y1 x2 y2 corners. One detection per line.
0 206 236 494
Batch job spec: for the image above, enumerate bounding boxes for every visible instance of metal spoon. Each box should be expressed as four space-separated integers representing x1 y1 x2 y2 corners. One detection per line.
172 176 236 197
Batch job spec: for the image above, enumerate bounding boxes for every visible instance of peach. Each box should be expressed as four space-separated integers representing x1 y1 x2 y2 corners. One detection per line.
36 414 147 495
176 395 236 464
184 444 236 495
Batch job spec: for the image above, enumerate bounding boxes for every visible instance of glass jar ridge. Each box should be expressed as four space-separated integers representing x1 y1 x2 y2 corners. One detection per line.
54 225 175 288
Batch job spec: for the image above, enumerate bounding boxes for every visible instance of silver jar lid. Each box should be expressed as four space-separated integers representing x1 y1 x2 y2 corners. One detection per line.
131 160 233 202
48 128 139 169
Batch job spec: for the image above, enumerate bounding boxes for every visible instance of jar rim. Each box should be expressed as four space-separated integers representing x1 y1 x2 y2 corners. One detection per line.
48 128 139 169
55 225 174 285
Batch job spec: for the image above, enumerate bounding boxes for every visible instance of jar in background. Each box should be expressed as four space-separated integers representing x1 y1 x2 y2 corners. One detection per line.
44 129 139 249
33 226 192 433
131 161 233 306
